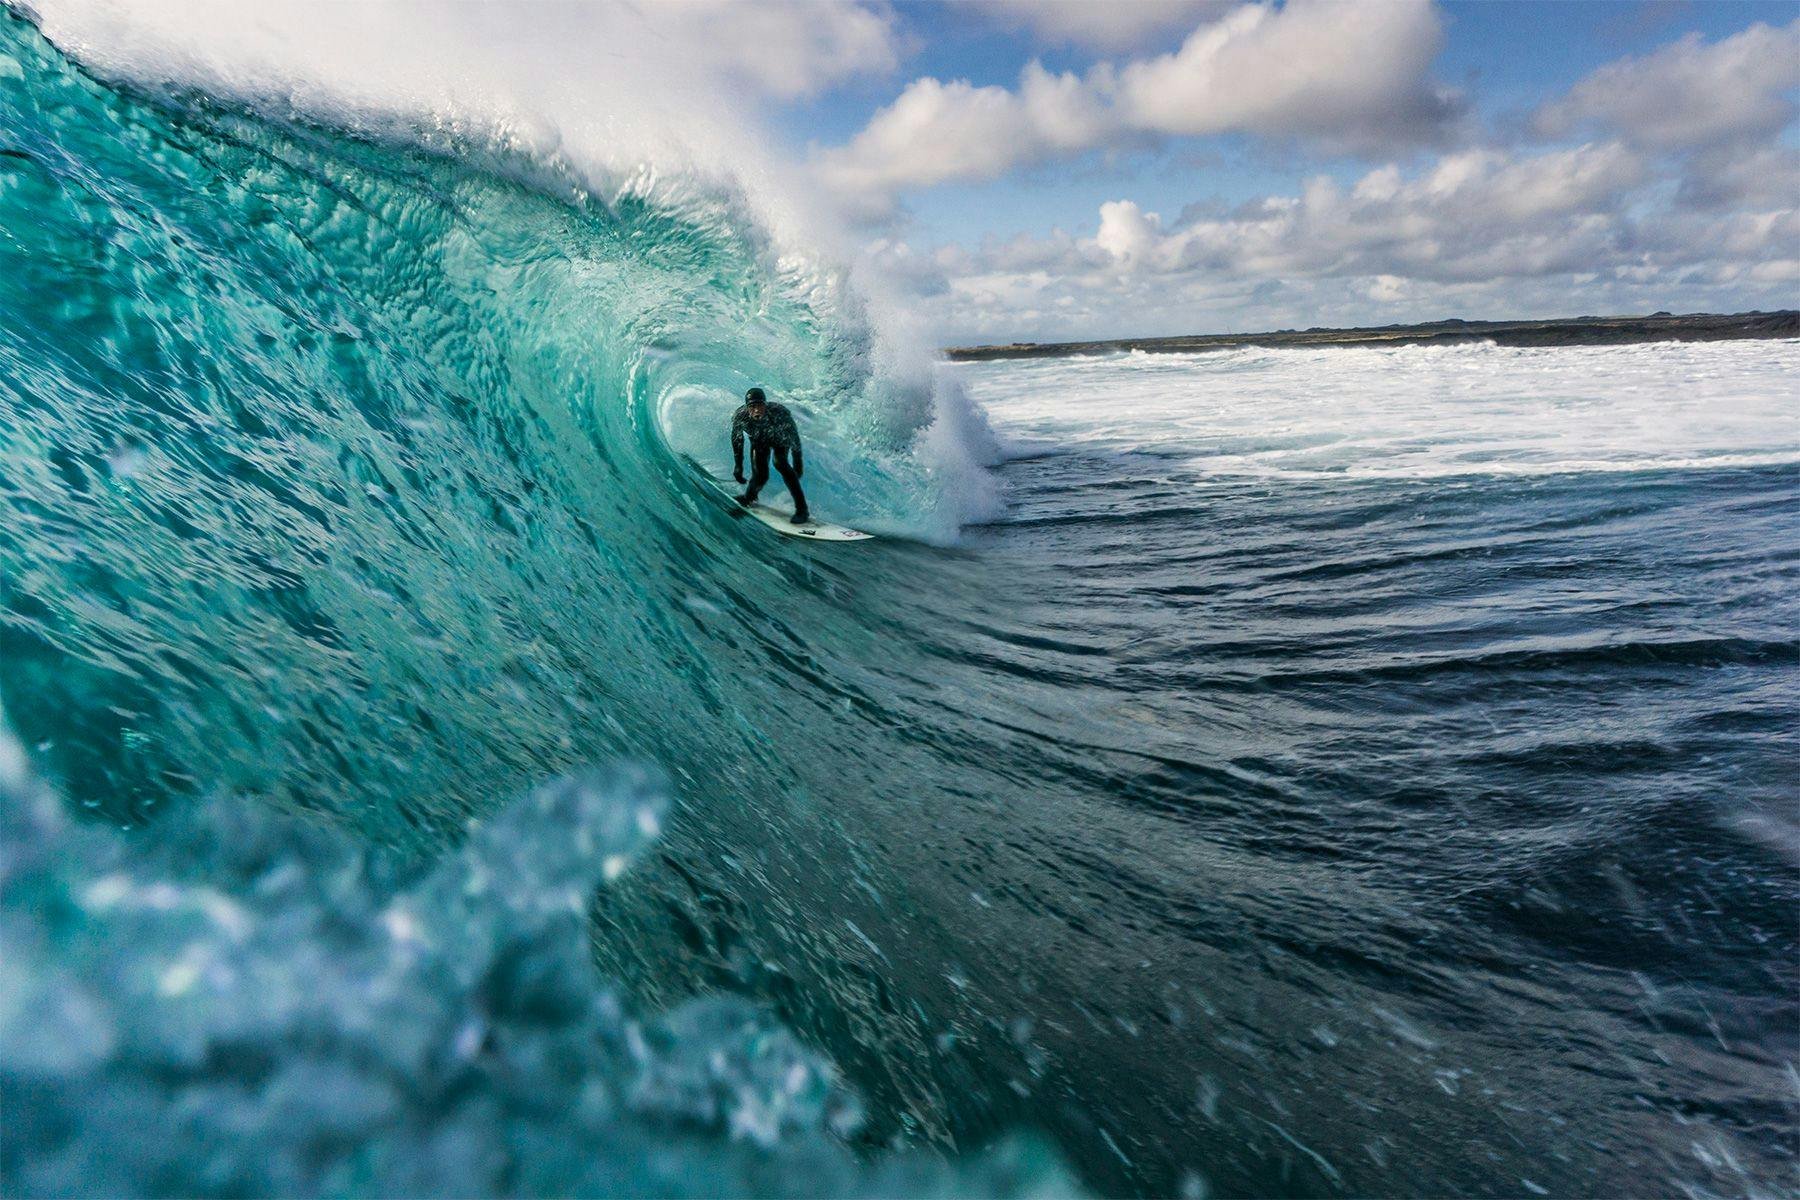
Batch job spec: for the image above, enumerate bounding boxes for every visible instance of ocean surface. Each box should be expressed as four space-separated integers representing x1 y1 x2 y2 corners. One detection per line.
3 11 1798 1198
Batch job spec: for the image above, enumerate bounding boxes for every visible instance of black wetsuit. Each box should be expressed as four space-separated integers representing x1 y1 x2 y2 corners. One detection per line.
731 401 807 517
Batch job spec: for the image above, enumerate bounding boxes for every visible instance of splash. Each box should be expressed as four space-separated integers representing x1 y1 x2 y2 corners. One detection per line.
0 720 1070 1196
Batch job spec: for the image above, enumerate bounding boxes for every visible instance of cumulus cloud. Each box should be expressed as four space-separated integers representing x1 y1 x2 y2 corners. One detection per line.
968 1 1237 50
859 15 1800 341
817 62 1122 198
873 131 1796 341
632 0 903 100
818 0 1459 213
1115 0 1456 144
1066 143 1658 283
1676 144 1800 212
1532 19 1800 151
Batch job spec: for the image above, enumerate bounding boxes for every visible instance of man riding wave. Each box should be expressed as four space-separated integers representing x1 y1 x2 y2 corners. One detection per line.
731 387 809 525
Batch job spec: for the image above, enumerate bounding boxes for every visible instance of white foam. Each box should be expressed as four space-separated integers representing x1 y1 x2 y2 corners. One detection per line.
22 0 868 246
958 338 1800 482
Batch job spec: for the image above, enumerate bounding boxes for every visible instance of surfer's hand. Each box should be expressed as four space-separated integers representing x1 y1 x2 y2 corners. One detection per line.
733 470 745 484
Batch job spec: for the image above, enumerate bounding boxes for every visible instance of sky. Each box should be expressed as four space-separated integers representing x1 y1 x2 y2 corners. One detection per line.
738 0 1800 342
32 0 1797 344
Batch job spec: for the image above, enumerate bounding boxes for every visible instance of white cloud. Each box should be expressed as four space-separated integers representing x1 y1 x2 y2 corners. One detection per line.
1094 199 1165 264
968 1 1235 50
1116 0 1455 144
1056 143 1654 283
1677 144 1800 212
863 16 1800 341
818 0 1458 213
1533 19 1800 151
631 1 903 100
1366 274 1407 301
875 134 1796 341
819 62 1116 197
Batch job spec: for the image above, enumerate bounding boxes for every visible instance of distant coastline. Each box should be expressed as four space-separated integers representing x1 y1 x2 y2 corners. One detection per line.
943 309 1800 362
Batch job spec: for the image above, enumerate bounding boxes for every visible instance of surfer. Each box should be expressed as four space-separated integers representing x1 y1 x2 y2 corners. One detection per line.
731 387 809 524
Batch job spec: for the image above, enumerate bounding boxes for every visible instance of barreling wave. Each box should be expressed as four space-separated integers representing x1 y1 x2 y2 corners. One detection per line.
9 10 1798 1200
0 3 983 831
0 10 1035 1194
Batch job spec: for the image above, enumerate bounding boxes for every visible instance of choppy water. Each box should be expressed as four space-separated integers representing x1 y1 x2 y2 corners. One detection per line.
954 343 1799 1195
3 11 1798 1198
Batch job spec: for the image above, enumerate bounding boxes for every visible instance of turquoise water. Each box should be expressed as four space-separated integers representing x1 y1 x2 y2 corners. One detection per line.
0 12 1045 1194
4 11 1798 1198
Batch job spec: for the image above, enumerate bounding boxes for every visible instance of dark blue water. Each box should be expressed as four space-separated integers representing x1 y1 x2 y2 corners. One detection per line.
920 442 1800 1196
2 12 1796 1197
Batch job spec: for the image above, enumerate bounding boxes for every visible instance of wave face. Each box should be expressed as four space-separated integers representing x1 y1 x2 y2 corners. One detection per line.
4 10 1799 1200
0 8 991 829
0 10 1026 1193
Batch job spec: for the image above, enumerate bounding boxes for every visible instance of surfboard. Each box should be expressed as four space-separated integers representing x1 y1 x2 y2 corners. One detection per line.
689 462 873 541
734 496 872 541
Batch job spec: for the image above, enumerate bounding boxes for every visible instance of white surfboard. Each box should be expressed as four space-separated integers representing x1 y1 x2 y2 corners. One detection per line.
737 498 872 541
694 467 873 541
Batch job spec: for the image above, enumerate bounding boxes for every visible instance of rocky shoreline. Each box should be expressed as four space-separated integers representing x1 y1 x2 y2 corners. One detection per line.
944 309 1800 362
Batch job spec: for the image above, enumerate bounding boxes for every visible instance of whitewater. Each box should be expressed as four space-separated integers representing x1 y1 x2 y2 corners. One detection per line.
3 7 1797 1199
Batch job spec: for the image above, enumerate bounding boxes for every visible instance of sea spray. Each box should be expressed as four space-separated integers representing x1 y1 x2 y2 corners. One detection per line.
0 723 1073 1197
